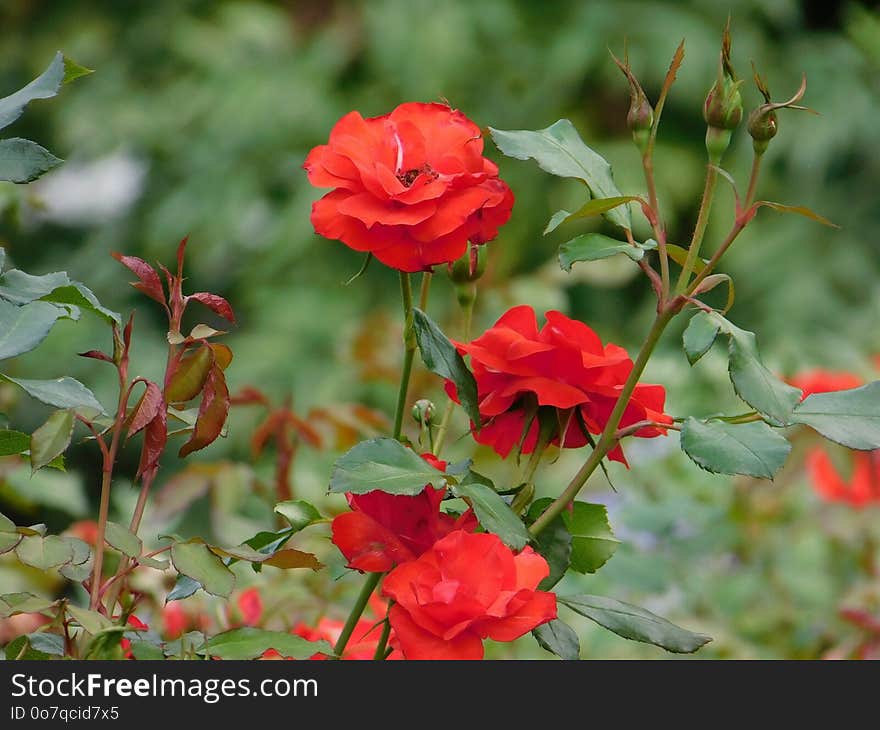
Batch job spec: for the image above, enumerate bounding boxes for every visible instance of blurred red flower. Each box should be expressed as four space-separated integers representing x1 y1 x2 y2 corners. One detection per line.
789 369 864 399
448 305 671 464
304 102 513 272
331 453 477 572
382 530 557 660
807 449 880 508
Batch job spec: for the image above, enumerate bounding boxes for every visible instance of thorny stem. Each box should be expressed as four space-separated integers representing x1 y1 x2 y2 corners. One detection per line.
333 571 381 659
98 544 172 598
373 615 393 660
392 272 416 441
676 164 719 293
529 307 676 536
641 154 669 299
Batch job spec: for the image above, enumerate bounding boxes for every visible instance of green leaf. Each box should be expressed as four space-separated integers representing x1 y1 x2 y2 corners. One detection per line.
0 52 66 131
24 632 65 656
0 512 21 554
0 592 56 619
62 57 93 85
1 375 105 417
412 308 480 426
199 627 332 660
128 640 164 660
170 541 235 598
66 604 113 635
40 282 120 325
544 196 642 234
0 138 62 183
0 429 30 456
682 311 720 365
5 633 61 660
533 619 580 660
666 243 708 275
564 502 619 574
489 120 630 229
104 521 142 558
0 268 70 305
0 300 64 360
138 555 168 570
527 498 572 591
560 594 712 654
30 409 75 471
558 233 645 271
790 381 880 450
329 437 447 496
274 499 322 532
165 574 200 602
704 312 801 426
681 417 791 479
163 631 206 658
453 481 530 550
754 201 838 228
14 534 73 570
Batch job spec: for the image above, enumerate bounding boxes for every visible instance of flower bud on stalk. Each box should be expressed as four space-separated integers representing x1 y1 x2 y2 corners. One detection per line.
447 241 487 284
412 399 436 426
611 49 654 155
703 22 742 163
747 66 812 155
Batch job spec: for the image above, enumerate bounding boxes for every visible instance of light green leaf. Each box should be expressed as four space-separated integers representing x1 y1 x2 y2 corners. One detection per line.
40 282 120 325
30 409 75 471
0 300 64 360
170 541 235 598
453 481 529 550
1 375 105 417
790 381 880 450
62 57 93 85
560 594 712 654
0 592 56 618
25 632 65 656
0 429 30 456
533 619 580 660
0 269 70 305
564 501 619 574
66 604 113 635
329 437 447 496
199 627 332 660
274 499 323 532
544 196 642 234
0 138 62 183
558 233 645 271
682 311 720 365
681 417 791 479
14 534 73 570
489 119 630 229
104 521 142 559
412 308 480 426
0 51 65 131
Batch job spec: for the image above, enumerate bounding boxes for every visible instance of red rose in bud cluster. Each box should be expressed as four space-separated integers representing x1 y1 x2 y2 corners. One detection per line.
382 530 557 660
304 102 514 272
448 305 672 464
790 369 880 508
331 453 477 572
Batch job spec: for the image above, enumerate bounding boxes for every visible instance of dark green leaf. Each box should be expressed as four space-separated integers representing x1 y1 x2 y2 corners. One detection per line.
453 481 530 550
329 437 447 496
25 631 65 656
790 381 880 450
0 299 64 360
533 619 580 660
0 52 65 131
560 594 712 653
171 541 235 598
558 233 645 271
40 282 120 325
0 138 62 183
1 375 105 417
489 120 630 229
199 627 332 660
0 429 30 456
5 633 60 660
564 502 619 574
545 196 642 234
128 640 164 660
412 307 480 426
682 311 720 365
681 417 791 479
274 499 322 532
0 269 70 305
165 574 200 603
30 409 74 471
527 498 572 591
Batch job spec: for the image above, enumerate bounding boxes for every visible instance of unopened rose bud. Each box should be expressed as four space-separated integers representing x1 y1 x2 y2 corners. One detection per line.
702 20 742 162
611 49 654 155
747 67 811 156
448 242 487 284
412 399 436 426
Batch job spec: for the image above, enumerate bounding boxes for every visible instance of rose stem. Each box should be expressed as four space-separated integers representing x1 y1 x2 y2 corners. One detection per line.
372 615 393 660
333 571 381 658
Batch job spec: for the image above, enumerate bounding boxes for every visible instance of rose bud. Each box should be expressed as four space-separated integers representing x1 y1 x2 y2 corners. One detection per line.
411 398 435 426
448 241 488 284
703 21 743 162
747 67 812 155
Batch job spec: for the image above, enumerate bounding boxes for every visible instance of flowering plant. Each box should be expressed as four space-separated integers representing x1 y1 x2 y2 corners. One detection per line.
1 24 878 662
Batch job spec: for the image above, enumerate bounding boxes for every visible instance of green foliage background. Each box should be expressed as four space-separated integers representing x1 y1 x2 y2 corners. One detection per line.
1 0 879 658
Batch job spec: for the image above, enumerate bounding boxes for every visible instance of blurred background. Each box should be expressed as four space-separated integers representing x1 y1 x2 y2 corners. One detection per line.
1 0 879 658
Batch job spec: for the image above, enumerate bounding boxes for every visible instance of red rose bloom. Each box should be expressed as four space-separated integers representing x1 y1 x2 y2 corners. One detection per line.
382 530 557 660
449 305 672 464
807 449 880 508
789 369 864 398
331 454 477 572
304 102 514 272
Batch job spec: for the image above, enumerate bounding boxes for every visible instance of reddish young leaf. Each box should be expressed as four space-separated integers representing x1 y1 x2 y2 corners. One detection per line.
127 380 164 439
165 345 214 403
176 236 189 278
250 411 284 459
137 407 168 484
78 350 112 363
188 292 236 324
285 411 322 448
111 253 166 305
179 365 230 458
262 549 323 571
208 343 234 370
231 387 269 406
